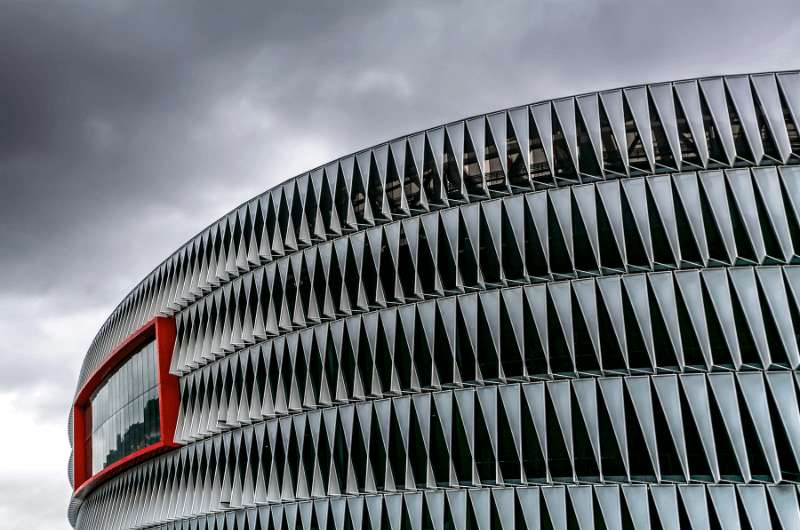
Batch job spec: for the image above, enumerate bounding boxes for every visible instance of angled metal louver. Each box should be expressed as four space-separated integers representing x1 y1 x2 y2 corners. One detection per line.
70 72 800 530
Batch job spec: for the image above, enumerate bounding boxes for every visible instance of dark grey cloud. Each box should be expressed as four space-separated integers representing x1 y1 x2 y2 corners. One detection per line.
0 1 798 528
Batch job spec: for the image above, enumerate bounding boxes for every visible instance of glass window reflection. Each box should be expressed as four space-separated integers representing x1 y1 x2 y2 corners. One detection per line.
89 340 160 474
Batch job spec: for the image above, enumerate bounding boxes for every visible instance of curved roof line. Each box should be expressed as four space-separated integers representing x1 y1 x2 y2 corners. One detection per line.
116 68 799 293
76 67 800 375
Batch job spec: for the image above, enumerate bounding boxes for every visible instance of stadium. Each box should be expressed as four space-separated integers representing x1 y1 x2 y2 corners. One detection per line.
70 71 800 529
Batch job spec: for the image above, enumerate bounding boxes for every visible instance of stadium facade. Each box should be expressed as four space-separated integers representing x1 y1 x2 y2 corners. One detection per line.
70 71 800 530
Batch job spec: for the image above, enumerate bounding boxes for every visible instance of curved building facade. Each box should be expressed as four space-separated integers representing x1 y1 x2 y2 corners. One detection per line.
70 71 800 530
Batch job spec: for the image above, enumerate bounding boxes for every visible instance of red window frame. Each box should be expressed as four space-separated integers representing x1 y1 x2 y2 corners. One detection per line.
72 316 180 495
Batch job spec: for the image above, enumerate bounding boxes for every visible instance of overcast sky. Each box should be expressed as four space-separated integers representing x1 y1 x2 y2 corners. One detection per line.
0 1 798 528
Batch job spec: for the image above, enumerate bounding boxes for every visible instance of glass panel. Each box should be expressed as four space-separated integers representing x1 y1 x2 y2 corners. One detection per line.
89 339 161 474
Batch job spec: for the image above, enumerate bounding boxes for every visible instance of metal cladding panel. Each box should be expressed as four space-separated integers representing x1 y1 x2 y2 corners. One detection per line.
69 71 800 530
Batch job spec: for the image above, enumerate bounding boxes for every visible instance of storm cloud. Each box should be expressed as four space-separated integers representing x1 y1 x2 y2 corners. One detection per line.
0 1 798 528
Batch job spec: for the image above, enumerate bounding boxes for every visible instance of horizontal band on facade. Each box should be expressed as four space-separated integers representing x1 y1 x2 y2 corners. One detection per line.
172 264 800 444
76 371 800 529
79 483 800 530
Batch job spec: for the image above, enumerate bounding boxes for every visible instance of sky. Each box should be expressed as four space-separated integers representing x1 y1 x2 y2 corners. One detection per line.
0 1 799 528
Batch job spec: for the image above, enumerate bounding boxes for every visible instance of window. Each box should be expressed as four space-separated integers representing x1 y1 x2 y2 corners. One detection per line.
88 340 160 473
72 316 179 495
